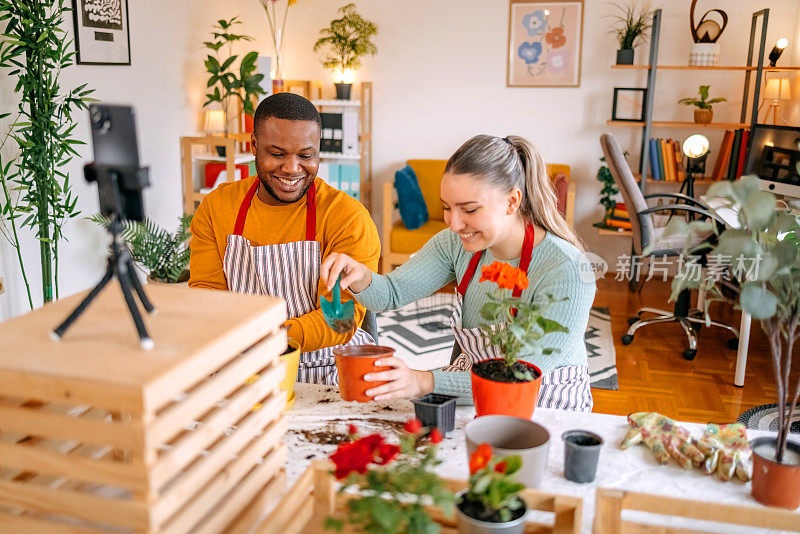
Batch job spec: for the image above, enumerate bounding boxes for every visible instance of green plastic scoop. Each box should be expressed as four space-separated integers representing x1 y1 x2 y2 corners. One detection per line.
320 274 356 334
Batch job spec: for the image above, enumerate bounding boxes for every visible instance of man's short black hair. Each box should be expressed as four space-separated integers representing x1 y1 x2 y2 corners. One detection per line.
253 92 322 134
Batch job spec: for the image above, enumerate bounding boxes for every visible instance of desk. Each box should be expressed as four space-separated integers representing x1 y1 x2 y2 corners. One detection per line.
284 384 787 533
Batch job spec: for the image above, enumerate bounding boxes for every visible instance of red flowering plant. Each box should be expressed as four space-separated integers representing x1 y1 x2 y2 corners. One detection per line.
459 443 526 524
478 261 568 381
325 419 455 534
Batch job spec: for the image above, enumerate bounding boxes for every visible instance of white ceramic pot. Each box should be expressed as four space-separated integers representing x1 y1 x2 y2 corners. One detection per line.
689 42 720 66
455 490 528 534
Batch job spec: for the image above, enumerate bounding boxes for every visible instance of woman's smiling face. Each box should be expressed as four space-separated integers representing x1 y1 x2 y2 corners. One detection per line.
440 172 521 253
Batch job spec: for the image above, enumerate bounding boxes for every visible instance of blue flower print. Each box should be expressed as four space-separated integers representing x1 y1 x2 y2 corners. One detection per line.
518 41 542 64
522 10 546 37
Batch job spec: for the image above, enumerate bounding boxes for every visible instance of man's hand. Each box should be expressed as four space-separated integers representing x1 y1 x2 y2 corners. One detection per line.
363 357 434 401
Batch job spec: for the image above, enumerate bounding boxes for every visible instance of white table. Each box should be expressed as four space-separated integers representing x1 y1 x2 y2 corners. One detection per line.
285 384 787 533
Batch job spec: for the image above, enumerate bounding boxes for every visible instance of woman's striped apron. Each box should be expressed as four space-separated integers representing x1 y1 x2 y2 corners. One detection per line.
440 222 593 412
222 179 372 385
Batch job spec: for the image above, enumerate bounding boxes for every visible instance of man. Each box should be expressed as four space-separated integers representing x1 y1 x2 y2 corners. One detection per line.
189 92 380 384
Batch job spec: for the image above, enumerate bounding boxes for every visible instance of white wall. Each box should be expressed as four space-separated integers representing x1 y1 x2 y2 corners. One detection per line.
1 0 798 320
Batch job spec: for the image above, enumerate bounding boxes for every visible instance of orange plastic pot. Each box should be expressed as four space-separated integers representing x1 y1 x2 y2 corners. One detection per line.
471 359 542 419
334 345 394 402
751 437 800 509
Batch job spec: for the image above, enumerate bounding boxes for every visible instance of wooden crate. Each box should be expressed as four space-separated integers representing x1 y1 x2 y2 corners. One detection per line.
256 461 583 534
594 487 800 533
0 283 289 533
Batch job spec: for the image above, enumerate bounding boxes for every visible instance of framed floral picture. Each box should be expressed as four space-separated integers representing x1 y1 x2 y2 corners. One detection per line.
507 0 583 87
71 0 131 65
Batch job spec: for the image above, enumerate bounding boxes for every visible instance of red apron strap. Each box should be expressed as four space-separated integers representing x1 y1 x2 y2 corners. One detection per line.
510 222 535 317
457 251 484 298
305 181 316 242
233 179 260 236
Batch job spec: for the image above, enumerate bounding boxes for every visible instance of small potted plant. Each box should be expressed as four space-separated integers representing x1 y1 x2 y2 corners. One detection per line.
89 214 192 284
325 419 455 533
473 261 568 419
678 85 726 125
657 175 800 509
456 443 528 533
313 3 378 100
608 1 654 65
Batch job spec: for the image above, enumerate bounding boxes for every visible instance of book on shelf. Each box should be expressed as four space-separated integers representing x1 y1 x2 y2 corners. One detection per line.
735 129 749 179
605 218 632 230
648 139 661 180
727 129 743 181
655 139 665 180
664 139 676 182
593 222 631 233
711 130 735 181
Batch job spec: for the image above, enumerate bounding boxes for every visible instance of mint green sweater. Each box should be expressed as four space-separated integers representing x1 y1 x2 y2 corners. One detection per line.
354 230 596 401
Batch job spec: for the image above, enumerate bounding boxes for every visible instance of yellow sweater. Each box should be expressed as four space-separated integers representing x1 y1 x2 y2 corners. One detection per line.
189 177 380 352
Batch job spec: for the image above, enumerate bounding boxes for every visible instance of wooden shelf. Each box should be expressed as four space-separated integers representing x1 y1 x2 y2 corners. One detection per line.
598 227 632 236
607 120 749 129
611 65 800 71
631 173 716 185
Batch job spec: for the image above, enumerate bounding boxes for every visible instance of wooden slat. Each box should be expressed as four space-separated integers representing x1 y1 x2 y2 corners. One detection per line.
149 363 283 489
0 477 148 529
0 511 111 534
255 465 314 534
607 120 749 129
159 440 287 534
147 332 283 447
225 470 287 534
152 397 286 522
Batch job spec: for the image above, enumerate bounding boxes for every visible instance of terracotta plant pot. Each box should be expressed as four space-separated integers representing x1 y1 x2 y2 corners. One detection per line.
280 340 301 410
750 437 800 509
694 108 713 124
455 489 528 534
471 359 542 419
464 415 550 489
334 345 393 402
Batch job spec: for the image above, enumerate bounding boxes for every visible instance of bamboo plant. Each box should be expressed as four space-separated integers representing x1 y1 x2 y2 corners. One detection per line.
0 0 95 307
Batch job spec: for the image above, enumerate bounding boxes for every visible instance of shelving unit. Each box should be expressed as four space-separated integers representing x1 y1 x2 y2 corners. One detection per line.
608 8 784 195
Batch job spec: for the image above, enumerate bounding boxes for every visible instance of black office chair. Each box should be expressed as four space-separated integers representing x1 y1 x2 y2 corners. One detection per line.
600 133 739 360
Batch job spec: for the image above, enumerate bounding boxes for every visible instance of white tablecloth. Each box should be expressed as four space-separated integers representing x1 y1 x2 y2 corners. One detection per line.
284 384 792 533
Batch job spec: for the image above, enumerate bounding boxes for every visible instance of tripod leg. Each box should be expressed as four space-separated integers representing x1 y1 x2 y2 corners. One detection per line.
124 255 156 314
116 261 154 350
52 267 114 340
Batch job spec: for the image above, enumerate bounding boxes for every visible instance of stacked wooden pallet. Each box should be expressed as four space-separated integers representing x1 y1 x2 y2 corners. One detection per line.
0 283 287 533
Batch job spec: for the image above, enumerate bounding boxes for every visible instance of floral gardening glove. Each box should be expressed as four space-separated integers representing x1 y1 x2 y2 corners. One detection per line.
620 412 705 469
695 423 752 482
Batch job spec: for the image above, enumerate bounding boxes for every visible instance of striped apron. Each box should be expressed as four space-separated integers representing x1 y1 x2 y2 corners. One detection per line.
222 179 372 385
440 223 593 412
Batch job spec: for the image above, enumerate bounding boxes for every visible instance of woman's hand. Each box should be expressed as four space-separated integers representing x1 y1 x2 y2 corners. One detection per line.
320 252 373 293
364 357 434 401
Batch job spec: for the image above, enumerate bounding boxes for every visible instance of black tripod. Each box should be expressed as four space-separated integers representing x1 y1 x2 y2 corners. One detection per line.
52 216 157 349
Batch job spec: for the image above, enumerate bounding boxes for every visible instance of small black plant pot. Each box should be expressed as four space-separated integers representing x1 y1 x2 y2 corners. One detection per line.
216 145 226 157
412 393 457 434
616 49 634 65
562 429 603 483
335 82 352 100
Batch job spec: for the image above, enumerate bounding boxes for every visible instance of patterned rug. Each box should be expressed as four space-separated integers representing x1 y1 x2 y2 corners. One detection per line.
738 404 800 433
376 295 618 390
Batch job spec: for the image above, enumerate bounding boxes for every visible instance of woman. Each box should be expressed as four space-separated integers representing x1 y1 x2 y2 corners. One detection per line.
321 135 596 411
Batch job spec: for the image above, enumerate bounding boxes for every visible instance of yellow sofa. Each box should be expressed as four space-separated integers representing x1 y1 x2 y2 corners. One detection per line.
381 160 574 273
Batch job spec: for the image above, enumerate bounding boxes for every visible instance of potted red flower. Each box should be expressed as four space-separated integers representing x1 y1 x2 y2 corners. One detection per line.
473 261 568 418
456 443 528 533
325 419 455 533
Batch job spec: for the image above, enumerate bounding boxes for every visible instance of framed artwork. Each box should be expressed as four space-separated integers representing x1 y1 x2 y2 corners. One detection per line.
507 0 583 87
71 0 131 65
612 88 647 122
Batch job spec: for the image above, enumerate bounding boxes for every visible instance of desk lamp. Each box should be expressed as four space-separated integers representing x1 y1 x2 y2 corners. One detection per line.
682 134 710 201
768 38 788 67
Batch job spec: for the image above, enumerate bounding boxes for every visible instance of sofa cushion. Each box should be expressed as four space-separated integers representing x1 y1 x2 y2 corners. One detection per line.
551 172 569 219
407 159 447 221
389 220 448 254
394 164 428 231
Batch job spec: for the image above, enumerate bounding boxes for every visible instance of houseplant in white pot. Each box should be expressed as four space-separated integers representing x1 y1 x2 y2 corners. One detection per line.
657 175 800 509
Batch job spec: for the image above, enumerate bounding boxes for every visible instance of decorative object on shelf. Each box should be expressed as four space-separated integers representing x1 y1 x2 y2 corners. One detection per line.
608 0 654 65
71 0 131 65
204 105 226 137
0 0 96 308
768 37 788 67
678 85 726 124
662 175 800 509
562 429 603 483
89 213 193 284
688 0 727 66
257 0 299 83
325 419 455 533
202 16 265 152
313 3 378 101
611 87 647 122
471 261 567 419
507 0 584 87
760 74 792 124
457 442 528 532
334 344 393 402
681 133 710 199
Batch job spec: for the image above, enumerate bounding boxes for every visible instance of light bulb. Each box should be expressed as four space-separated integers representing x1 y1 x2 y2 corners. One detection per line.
776 37 788 50
683 134 710 159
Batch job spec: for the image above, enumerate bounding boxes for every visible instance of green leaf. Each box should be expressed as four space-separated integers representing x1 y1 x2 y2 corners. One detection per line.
536 316 568 334
731 175 762 204
741 190 776 231
739 282 777 319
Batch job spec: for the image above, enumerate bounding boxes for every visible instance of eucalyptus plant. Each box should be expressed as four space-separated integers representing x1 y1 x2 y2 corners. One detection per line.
0 0 95 307
313 3 378 79
203 17 265 137
656 175 800 463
